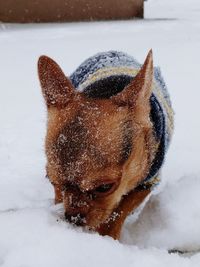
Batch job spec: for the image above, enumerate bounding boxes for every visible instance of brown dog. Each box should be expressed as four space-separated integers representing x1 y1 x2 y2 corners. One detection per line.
38 50 173 239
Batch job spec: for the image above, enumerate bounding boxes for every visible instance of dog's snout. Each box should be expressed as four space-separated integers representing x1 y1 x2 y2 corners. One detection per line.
66 192 89 209
64 190 90 226
65 212 86 226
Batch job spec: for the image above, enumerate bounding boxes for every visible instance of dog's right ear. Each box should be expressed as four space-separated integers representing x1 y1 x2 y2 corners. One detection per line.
38 56 75 108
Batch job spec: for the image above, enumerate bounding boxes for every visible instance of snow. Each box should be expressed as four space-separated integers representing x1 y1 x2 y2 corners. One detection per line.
1 0 200 266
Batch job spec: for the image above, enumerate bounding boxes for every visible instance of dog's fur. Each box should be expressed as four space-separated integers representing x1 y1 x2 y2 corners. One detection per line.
38 51 169 239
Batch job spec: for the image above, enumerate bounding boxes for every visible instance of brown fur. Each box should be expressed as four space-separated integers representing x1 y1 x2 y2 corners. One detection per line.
38 50 156 239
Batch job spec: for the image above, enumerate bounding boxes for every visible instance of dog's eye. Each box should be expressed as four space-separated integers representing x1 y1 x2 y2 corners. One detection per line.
93 182 115 196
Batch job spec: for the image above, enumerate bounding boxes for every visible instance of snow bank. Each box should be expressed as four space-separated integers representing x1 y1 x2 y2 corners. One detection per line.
0 204 199 267
122 176 200 252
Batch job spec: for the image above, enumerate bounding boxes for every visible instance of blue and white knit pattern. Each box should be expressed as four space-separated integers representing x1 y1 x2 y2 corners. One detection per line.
70 51 174 190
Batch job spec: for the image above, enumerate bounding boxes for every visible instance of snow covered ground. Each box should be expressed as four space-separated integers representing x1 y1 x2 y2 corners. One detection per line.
1 0 200 266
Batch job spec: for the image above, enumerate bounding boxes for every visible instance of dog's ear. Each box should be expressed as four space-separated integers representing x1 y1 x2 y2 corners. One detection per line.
38 56 75 108
112 50 153 122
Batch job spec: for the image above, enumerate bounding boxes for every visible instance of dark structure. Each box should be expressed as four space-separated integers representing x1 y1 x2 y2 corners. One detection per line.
0 0 144 23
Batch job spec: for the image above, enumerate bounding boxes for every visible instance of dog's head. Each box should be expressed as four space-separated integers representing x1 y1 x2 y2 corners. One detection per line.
38 51 155 230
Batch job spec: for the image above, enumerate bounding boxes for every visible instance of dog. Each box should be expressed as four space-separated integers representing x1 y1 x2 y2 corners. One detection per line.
38 50 174 239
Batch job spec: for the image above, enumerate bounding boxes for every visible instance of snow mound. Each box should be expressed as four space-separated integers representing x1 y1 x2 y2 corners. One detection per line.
122 176 200 253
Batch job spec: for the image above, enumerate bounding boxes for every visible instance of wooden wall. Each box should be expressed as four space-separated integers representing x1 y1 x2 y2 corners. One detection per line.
0 0 144 23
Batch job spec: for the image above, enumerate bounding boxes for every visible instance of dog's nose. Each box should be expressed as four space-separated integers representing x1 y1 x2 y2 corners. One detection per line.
65 212 86 226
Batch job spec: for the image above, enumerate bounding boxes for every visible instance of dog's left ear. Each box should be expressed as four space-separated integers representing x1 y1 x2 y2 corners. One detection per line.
112 50 153 123
38 56 76 108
